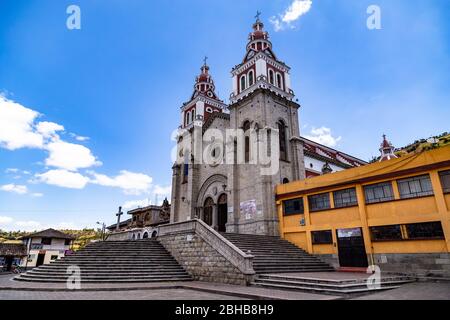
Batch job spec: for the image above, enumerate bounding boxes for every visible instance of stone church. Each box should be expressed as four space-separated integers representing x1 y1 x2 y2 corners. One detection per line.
170 17 366 236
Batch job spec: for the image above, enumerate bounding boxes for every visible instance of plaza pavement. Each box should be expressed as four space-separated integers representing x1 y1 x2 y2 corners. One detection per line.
1 273 449 300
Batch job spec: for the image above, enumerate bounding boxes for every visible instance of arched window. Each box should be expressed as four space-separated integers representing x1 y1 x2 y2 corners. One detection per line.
243 121 251 163
248 70 254 86
276 73 283 89
240 75 247 92
203 198 214 226
268 69 274 85
192 109 196 122
283 178 290 184
185 111 190 125
278 121 287 161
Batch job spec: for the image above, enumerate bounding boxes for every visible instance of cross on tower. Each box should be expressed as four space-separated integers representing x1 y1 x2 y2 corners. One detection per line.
203 56 208 66
255 10 262 21
115 206 123 231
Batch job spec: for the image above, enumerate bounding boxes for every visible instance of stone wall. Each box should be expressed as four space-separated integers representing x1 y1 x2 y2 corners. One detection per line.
317 254 340 270
374 253 450 278
158 220 255 285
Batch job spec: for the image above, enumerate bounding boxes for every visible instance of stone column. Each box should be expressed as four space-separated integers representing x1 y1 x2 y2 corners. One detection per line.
212 204 219 230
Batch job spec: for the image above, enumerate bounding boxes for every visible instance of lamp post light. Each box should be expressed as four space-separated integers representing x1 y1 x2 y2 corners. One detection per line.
96 222 106 241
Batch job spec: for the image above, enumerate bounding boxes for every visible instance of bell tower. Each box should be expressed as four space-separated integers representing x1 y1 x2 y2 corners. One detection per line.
226 15 306 235
230 15 294 103
180 59 227 129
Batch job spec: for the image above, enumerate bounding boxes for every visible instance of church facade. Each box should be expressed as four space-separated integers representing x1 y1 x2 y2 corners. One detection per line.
170 18 366 236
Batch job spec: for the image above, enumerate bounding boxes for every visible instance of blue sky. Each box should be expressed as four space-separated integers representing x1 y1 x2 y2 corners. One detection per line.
0 0 449 231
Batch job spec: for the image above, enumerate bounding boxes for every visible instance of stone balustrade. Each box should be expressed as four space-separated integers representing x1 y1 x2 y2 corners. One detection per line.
158 219 255 285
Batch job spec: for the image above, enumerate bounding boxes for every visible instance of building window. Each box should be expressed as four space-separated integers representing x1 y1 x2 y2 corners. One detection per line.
370 225 403 241
50 255 58 261
64 239 71 246
406 222 444 240
397 174 434 199
276 73 283 89
364 182 394 204
191 109 196 122
248 70 254 86
278 121 287 161
308 193 331 212
41 238 52 245
243 121 251 163
182 163 189 183
333 188 358 208
282 178 290 184
439 170 450 193
268 69 274 85
311 230 333 244
283 198 304 216
240 75 247 92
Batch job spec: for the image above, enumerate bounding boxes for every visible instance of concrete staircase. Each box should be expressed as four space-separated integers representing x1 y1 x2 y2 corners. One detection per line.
221 233 415 295
15 240 192 283
221 233 334 274
252 273 416 296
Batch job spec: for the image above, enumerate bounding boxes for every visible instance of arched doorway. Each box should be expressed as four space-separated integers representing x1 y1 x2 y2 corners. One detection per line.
143 232 149 239
203 197 214 226
218 194 228 232
151 231 158 238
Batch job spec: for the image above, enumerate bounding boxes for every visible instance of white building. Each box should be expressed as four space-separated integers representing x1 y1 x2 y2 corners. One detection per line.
21 229 75 268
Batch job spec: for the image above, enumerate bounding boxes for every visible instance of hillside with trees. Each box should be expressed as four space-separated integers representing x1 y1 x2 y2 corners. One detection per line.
370 132 450 163
0 228 103 251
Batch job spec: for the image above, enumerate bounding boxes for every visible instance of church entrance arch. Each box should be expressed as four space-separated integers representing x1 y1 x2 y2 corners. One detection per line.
217 194 228 232
203 198 214 226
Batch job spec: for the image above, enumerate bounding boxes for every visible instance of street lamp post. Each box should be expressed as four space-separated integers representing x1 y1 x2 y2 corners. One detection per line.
96 222 106 241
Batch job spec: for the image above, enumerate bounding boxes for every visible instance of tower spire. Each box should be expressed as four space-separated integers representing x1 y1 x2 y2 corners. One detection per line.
379 134 398 162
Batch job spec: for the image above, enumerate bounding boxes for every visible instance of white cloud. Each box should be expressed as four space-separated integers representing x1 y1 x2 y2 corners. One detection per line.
153 185 171 197
304 127 342 147
89 170 152 195
123 199 151 210
69 133 90 142
0 217 83 232
5 168 19 174
36 121 64 138
270 0 312 31
0 216 14 225
45 140 102 171
31 193 44 198
0 96 100 173
0 96 44 150
76 136 89 141
35 169 90 189
0 184 28 195
15 220 41 230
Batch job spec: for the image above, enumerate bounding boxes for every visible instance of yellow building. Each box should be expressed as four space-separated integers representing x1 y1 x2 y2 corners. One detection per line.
276 146 450 277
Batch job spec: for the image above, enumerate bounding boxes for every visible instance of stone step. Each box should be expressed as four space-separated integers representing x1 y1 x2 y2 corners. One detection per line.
253 266 335 272
17 273 191 280
62 257 176 262
16 239 193 284
222 233 333 275
251 281 402 295
38 264 183 269
257 274 415 285
15 276 193 283
28 270 188 277
254 277 414 290
51 261 178 266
